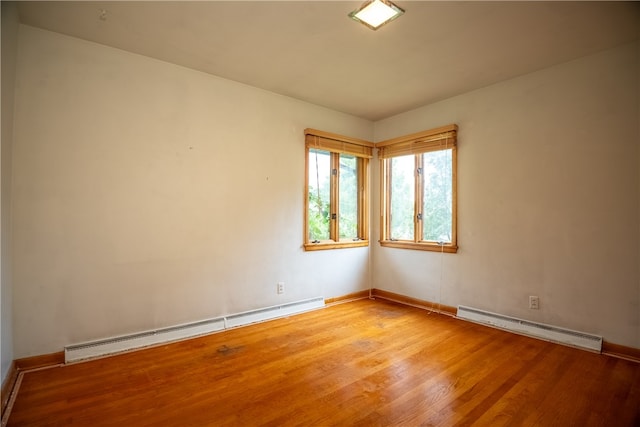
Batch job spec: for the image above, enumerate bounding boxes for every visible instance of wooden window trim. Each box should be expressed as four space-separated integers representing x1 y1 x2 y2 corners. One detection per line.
304 129 371 251
378 124 458 253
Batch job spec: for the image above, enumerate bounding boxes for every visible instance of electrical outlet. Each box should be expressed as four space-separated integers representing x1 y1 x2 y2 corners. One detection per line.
277 282 285 294
529 296 539 310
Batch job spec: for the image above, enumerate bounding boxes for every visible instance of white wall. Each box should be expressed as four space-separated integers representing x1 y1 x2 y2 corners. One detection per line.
1 1 19 383
373 42 640 348
9 25 640 360
12 26 372 358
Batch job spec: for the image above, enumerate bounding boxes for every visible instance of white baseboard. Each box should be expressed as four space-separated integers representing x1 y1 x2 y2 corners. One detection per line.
65 297 325 363
457 305 602 352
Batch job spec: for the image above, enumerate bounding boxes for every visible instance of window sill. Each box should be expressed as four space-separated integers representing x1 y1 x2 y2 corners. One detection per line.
304 240 369 251
379 240 458 253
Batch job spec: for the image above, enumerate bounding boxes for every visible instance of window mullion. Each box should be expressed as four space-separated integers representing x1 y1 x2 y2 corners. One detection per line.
357 157 367 240
414 155 424 243
384 158 392 241
330 153 339 242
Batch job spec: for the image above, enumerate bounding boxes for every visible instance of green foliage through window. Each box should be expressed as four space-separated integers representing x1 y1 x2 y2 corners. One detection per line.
422 150 452 243
308 149 330 241
304 129 372 250
389 155 415 240
379 124 458 253
339 155 358 239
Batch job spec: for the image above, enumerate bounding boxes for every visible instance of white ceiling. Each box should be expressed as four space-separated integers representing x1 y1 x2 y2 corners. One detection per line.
17 1 640 121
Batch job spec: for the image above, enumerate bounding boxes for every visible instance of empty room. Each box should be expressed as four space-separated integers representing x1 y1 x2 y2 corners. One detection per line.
1 1 639 425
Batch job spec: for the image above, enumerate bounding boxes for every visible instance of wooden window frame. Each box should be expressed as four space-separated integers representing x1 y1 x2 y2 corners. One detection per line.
304 129 373 251
378 124 458 253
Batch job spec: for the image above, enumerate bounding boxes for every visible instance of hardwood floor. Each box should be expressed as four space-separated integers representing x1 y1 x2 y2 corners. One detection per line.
6 299 640 426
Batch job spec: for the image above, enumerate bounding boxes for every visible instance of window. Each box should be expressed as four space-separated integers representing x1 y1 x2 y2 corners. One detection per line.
304 129 372 251
379 124 458 253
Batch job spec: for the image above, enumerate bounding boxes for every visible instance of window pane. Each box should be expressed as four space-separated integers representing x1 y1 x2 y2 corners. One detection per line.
339 154 358 239
390 155 415 240
422 149 452 242
308 149 330 241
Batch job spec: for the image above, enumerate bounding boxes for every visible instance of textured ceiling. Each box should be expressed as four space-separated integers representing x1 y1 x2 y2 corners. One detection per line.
17 1 640 121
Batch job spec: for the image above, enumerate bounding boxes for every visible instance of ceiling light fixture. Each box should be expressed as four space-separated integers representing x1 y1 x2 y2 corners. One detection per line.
348 0 404 31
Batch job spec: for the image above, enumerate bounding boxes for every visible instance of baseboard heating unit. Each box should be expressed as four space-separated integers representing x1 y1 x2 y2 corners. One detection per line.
65 297 325 363
456 305 602 352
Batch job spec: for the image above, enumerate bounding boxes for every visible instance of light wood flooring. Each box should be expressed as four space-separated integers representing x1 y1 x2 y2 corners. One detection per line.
6 298 640 426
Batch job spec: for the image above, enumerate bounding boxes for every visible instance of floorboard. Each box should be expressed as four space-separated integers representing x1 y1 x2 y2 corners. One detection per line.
7 298 640 426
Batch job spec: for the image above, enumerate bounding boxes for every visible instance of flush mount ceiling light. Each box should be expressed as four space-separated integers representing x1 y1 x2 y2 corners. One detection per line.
349 0 404 31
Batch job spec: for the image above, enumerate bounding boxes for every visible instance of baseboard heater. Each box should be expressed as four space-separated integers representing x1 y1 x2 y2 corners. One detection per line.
456 305 602 352
65 297 325 363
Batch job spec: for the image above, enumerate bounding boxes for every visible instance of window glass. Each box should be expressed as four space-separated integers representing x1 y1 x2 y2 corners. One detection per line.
378 124 458 253
339 154 358 239
390 155 415 240
422 149 453 243
304 128 372 251
308 149 331 241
